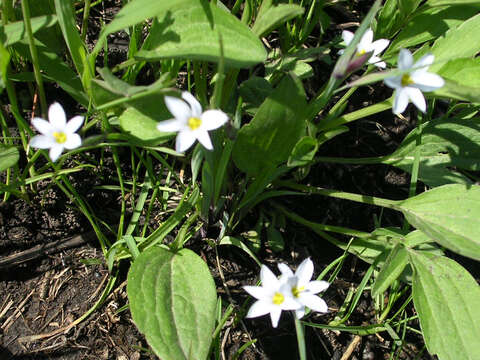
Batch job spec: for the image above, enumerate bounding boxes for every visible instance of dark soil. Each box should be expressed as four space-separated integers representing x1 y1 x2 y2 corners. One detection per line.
0 1 439 359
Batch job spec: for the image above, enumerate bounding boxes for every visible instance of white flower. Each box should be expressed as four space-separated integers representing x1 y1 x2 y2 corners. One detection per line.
243 264 301 328
279 258 329 319
339 28 390 68
29 102 83 162
157 91 228 153
384 49 445 115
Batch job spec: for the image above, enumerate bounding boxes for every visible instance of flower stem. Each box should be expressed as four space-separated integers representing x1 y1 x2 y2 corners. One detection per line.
294 316 307 360
21 0 48 118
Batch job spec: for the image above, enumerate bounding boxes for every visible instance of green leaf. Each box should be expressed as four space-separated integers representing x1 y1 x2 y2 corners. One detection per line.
219 236 261 267
427 0 480 6
384 117 480 187
0 15 57 46
0 42 10 92
232 74 307 176
287 136 318 167
0 145 19 171
134 1 266 68
397 184 480 260
267 226 284 253
385 4 480 56
436 57 480 87
371 243 408 297
127 246 217 360
119 107 174 146
433 79 480 103
410 251 480 360
429 13 480 71
251 4 304 37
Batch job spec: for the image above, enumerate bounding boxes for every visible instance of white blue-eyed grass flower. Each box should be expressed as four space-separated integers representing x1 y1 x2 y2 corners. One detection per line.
384 49 445 115
157 91 228 153
243 264 301 328
279 258 329 319
29 102 83 162
339 28 390 68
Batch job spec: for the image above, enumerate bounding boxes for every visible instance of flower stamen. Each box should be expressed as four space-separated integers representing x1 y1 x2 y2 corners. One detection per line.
53 131 67 144
401 74 414 87
292 286 305 298
272 292 285 305
188 117 202 130
356 49 366 57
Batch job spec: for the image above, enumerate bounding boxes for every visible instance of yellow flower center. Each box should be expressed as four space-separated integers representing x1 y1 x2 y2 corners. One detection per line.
292 286 305 298
53 131 67 144
188 117 202 130
272 292 285 305
356 49 367 57
401 74 414 87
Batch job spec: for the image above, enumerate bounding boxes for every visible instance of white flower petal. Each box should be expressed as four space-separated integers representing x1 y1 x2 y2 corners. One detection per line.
295 258 314 287
411 72 444 92
371 39 389 56
393 88 410 114
295 307 306 319
398 49 413 70
246 300 272 318
280 296 302 310
32 118 53 135
200 110 228 131
165 96 191 121
65 116 83 134
337 49 345 55
182 91 203 118
260 265 279 287
48 102 67 129
300 293 328 313
384 75 402 89
30 134 55 149
305 280 330 294
278 263 294 278
358 29 373 50
243 285 269 300
406 87 426 113
372 60 387 69
157 119 184 132
341 30 354 45
270 307 282 328
176 131 197 153
49 145 64 162
63 133 82 150
414 53 434 70
195 130 213 150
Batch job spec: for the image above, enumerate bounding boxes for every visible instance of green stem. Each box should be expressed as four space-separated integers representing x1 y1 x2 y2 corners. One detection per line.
294 316 307 360
314 155 388 165
80 0 91 42
21 0 48 118
275 181 400 210
318 98 392 132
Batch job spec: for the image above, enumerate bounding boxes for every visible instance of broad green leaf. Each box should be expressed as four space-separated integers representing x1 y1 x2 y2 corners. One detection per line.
371 243 408 297
410 251 480 360
267 226 285 252
397 184 480 260
232 74 307 176
135 2 266 68
436 57 480 88
433 79 480 103
429 13 480 71
376 0 421 39
385 4 480 56
119 107 174 145
251 4 304 37
13 40 88 106
238 76 273 109
0 146 19 171
127 246 217 360
0 15 57 46
288 136 318 167
384 117 480 187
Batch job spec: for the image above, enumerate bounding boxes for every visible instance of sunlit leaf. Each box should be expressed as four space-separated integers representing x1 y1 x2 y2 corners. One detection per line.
0 146 19 171
410 251 480 360
127 246 217 360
